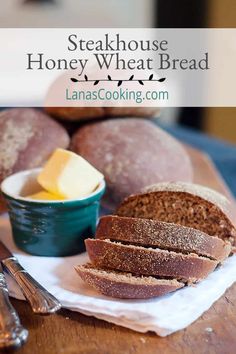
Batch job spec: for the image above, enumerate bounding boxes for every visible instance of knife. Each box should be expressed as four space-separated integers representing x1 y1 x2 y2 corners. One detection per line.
0 263 28 349
0 241 61 315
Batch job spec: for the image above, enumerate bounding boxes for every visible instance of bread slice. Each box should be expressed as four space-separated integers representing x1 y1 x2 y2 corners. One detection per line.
96 216 231 262
116 182 236 245
85 239 218 283
75 263 184 299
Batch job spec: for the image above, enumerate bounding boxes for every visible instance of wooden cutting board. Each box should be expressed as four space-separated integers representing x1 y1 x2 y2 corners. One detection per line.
9 147 236 354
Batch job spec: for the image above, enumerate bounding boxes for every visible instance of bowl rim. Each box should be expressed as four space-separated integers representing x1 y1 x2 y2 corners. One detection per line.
1 167 106 204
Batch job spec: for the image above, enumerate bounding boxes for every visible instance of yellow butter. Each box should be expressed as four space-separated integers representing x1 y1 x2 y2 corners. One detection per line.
27 191 64 201
37 148 104 199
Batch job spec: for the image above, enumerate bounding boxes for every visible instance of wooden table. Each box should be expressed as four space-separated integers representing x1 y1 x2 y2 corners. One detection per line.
5 147 236 354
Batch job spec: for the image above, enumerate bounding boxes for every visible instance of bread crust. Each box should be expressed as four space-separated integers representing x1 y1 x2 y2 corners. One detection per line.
75 263 184 299
96 216 231 262
85 239 218 283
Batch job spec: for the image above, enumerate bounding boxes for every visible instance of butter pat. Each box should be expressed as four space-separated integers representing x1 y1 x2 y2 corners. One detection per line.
37 149 104 199
27 191 65 201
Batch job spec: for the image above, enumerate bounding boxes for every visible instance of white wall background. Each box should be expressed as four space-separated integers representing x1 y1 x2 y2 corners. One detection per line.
0 0 155 27
0 0 177 124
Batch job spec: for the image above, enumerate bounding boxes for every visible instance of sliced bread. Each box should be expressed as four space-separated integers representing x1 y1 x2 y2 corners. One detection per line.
75 263 184 299
96 215 231 262
85 239 218 283
116 182 236 245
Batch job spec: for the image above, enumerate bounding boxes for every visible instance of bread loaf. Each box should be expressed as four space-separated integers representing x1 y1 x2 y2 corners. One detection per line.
96 216 231 262
0 194 7 213
46 107 160 122
105 107 160 118
71 119 193 209
46 107 104 122
75 263 184 299
0 108 70 212
85 239 217 283
116 182 236 245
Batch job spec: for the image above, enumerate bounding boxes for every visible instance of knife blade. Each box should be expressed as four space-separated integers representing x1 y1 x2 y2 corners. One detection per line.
0 263 28 349
0 241 61 315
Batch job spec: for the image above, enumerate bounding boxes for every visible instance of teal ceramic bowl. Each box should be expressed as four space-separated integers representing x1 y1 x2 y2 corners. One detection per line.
1 168 105 257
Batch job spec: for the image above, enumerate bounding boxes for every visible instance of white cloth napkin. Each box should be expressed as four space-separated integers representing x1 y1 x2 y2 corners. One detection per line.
0 217 236 336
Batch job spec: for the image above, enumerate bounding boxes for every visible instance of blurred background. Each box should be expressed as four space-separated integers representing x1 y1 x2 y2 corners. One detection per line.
0 0 236 143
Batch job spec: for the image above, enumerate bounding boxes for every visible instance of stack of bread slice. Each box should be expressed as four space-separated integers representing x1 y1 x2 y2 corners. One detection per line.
76 182 234 299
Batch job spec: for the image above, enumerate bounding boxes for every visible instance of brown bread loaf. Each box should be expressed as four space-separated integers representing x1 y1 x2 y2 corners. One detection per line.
105 107 160 118
116 182 236 245
46 107 159 122
46 107 105 122
71 119 193 209
75 263 184 299
0 108 70 212
96 216 231 262
85 239 218 283
0 194 7 213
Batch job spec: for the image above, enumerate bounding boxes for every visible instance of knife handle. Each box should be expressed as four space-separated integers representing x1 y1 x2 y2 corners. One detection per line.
0 271 28 349
2 257 61 315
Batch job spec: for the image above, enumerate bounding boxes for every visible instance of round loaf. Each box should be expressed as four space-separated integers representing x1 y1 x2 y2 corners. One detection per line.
96 215 231 262
105 107 160 118
71 119 193 208
46 107 105 122
46 107 159 122
0 108 70 212
85 239 218 283
75 263 184 299
116 182 236 245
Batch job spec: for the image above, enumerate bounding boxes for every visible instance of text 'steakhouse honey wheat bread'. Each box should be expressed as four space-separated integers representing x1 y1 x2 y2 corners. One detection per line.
0 108 70 212
75 263 184 299
85 239 218 283
116 182 236 245
71 119 193 208
96 216 231 262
